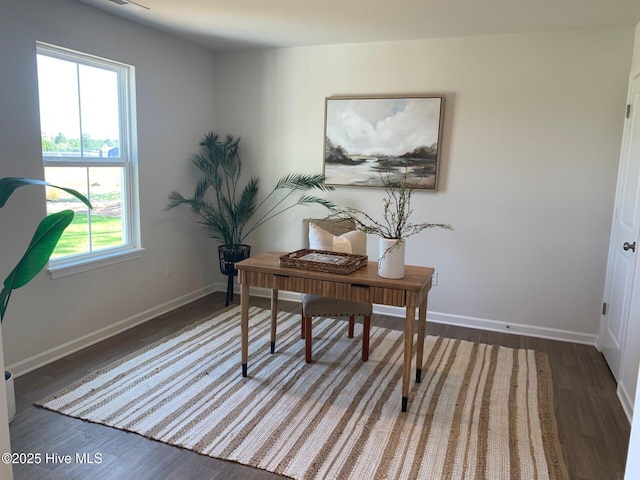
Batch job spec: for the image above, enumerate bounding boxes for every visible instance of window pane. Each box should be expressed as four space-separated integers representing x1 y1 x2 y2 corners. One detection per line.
45 166 125 258
37 55 81 157
45 167 90 258
88 167 124 251
79 65 120 157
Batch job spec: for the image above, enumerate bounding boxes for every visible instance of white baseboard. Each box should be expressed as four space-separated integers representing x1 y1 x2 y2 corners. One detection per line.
7 284 219 377
420 310 597 346
618 381 634 423
9 281 598 378
248 286 598 346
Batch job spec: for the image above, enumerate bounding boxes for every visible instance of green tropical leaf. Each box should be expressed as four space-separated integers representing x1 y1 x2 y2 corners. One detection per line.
0 210 75 321
0 177 91 209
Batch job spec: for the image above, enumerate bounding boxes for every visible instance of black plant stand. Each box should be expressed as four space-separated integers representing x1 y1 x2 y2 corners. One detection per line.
218 244 251 306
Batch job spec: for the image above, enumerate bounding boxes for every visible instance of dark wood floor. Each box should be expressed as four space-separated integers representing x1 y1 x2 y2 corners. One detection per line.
9 292 631 479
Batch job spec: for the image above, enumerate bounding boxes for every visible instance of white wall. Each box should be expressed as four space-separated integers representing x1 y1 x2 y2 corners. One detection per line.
0 0 222 373
214 28 634 341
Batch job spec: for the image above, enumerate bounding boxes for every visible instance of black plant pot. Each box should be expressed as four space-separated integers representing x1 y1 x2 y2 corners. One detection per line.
218 244 251 306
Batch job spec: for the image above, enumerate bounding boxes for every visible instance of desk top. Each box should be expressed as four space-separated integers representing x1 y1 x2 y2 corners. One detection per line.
236 251 434 292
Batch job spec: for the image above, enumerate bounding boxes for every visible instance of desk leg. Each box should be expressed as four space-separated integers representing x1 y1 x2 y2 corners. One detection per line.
416 296 428 383
402 305 415 412
270 288 279 354
241 281 249 377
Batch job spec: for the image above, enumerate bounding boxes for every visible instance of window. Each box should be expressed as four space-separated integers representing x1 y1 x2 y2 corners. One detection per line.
36 43 141 277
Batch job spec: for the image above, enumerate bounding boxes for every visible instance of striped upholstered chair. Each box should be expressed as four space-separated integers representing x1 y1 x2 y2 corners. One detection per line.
301 218 372 363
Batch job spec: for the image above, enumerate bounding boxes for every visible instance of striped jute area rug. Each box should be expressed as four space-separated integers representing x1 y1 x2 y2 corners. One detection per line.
37 306 568 480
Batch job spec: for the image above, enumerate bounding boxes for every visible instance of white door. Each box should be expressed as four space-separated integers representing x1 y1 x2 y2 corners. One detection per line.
599 72 640 385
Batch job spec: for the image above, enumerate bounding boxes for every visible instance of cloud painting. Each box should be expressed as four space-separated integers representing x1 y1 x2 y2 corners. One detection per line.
323 96 444 190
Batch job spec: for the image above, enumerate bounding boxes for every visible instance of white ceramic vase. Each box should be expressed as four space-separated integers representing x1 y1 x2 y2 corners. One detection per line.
378 238 405 279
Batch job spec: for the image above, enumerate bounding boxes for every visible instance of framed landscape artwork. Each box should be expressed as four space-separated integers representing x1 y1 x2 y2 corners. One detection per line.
323 95 444 190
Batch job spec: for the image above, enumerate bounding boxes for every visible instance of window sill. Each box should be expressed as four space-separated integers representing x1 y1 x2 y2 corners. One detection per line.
48 247 145 279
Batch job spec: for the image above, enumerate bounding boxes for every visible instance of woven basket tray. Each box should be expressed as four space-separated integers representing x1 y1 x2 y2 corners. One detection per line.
279 249 367 275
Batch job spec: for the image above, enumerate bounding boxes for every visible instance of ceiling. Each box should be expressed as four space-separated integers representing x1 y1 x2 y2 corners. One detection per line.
75 0 640 51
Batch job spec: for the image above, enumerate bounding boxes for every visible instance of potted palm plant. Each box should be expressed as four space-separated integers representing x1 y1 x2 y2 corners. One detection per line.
0 177 92 422
330 168 452 279
167 132 336 305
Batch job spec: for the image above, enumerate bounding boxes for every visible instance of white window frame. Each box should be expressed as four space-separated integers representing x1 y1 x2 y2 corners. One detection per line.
36 42 143 278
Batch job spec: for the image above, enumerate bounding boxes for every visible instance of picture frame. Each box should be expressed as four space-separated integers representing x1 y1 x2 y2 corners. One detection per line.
323 95 444 190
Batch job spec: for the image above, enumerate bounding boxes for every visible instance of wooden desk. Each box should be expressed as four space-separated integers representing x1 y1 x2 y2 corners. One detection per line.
236 251 434 412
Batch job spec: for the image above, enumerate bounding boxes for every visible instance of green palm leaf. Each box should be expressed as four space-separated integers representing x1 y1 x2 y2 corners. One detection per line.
165 190 188 209
295 195 337 210
235 178 259 222
274 173 333 191
167 132 336 246
0 210 75 321
193 178 209 201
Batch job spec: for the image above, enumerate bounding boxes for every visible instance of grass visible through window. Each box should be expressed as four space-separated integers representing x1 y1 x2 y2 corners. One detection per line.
51 213 123 258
